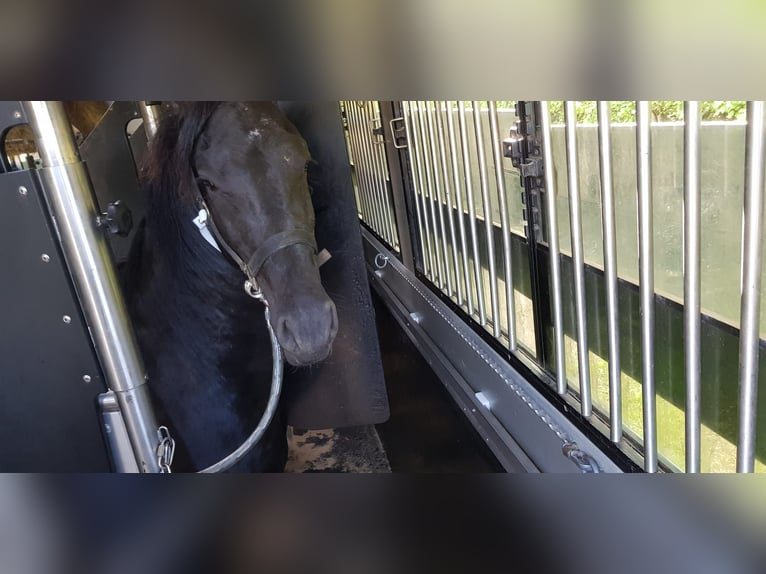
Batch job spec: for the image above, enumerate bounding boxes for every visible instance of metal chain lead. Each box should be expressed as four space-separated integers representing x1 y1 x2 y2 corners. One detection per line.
156 426 176 473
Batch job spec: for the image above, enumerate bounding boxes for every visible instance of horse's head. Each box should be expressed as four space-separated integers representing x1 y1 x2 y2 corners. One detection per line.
190 102 337 366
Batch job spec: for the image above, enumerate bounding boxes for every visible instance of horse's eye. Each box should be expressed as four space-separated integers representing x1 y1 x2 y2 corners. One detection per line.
199 178 217 191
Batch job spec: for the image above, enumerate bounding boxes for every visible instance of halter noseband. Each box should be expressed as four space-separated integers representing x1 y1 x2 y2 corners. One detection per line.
189 110 318 301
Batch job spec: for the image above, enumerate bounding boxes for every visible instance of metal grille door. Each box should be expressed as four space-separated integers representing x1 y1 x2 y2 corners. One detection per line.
341 101 400 251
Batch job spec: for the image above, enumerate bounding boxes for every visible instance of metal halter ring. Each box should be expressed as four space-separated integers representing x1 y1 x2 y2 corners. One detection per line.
244 279 265 302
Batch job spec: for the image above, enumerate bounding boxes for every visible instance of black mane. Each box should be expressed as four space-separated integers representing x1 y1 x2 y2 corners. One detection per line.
133 102 231 277
142 101 221 199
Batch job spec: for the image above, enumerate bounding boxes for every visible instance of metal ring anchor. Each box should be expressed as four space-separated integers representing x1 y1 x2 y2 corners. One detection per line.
374 253 389 270
562 441 601 473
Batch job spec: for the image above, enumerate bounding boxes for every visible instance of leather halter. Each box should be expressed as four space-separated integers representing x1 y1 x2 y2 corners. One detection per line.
189 110 318 300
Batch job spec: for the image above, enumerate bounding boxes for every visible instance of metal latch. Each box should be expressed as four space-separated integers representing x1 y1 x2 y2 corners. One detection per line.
389 117 408 149
503 127 543 179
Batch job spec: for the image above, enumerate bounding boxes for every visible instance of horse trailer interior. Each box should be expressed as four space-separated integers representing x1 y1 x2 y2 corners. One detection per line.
1 100 764 475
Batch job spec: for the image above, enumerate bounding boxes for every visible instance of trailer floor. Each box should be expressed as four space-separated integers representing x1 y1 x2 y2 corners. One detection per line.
285 291 502 473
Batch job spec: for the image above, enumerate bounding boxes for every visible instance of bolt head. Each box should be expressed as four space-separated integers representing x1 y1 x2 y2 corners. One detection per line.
82 375 92 383
12 110 21 119
62 315 71 324
18 186 27 195
41 254 50 263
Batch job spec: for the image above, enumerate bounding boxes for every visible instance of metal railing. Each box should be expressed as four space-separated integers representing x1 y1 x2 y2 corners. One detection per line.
341 101 400 251
401 101 526 351
540 101 765 473
349 100 766 473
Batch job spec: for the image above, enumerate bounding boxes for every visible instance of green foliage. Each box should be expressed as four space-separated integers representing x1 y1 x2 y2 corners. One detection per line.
547 101 747 124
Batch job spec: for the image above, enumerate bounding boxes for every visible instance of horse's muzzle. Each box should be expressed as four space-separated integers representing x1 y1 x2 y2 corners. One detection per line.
274 298 338 366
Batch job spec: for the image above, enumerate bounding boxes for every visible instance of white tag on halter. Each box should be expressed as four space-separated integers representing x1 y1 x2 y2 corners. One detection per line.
193 209 221 252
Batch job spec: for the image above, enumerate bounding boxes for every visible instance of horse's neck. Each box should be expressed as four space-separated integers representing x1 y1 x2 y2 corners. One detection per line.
136 199 258 342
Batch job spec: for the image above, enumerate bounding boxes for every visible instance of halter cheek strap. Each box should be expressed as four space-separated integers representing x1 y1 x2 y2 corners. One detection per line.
192 195 318 301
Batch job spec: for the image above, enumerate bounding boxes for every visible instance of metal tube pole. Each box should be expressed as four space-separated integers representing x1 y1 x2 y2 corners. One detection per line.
402 101 430 275
446 101 473 313
346 103 374 231
564 101 592 417
22 101 161 473
138 101 162 139
366 102 398 249
597 101 623 443
409 101 437 279
417 101 446 289
636 100 657 472
353 103 385 239
356 102 387 242
540 102 567 395
473 102 500 335
488 102 517 351
459 101 487 324
683 101 702 472
379 101 414 268
737 101 766 473
425 101 453 296
435 103 463 304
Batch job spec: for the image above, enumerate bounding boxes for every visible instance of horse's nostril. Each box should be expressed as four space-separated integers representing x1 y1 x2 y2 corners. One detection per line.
275 298 337 362
276 317 297 351
326 300 338 340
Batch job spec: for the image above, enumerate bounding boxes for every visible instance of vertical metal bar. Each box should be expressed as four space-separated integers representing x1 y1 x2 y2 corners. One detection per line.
597 101 623 443
408 101 437 278
737 100 766 473
473 102 500 337
435 102 463 305
344 102 371 225
372 103 399 250
417 101 446 288
636 100 657 473
22 101 161 473
446 101 474 314
352 103 379 233
564 101 592 417
358 102 388 242
458 101 487 323
368 102 398 248
138 101 162 139
488 102 517 351
340 102 363 218
356 102 386 240
379 101 415 269
345 102 370 224
402 101 430 274
683 101 702 472
425 101 453 296
539 102 567 395
375 105 401 252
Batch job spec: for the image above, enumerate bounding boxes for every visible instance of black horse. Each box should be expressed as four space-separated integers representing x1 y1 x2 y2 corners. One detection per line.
123 102 338 472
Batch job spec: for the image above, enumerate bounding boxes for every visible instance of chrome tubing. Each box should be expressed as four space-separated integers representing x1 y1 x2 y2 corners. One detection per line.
23 101 162 473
